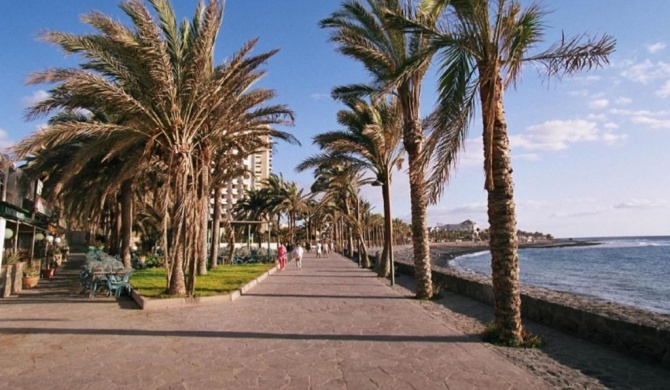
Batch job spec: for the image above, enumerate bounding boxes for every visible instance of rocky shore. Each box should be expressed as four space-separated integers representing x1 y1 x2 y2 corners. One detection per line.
394 242 670 331
385 243 670 388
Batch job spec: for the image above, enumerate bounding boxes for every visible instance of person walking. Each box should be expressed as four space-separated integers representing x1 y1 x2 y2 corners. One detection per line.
316 241 322 258
277 243 287 270
292 243 304 269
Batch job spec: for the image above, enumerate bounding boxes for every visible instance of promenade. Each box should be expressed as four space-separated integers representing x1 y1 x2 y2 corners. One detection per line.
0 251 551 389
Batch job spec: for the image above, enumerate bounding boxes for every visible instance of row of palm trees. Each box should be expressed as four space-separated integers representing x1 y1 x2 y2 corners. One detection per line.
11 0 298 296
308 0 615 344
11 0 614 345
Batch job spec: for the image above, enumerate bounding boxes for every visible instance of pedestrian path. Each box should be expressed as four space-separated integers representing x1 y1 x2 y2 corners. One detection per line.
0 251 550 389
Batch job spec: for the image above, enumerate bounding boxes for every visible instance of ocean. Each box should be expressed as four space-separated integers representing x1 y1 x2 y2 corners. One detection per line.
448 236 670 315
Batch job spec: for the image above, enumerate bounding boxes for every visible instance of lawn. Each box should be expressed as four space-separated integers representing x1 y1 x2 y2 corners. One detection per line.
131 263 275 298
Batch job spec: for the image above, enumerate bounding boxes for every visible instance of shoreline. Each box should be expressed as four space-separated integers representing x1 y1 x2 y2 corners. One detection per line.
426 239 601 263
387 242 670 326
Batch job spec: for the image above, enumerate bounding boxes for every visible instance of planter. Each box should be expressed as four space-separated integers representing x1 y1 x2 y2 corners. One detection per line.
22 276 39 289
53 254 63 267
41 268 55 279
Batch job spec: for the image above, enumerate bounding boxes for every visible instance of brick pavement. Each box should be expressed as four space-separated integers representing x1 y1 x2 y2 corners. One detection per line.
0 251 550 389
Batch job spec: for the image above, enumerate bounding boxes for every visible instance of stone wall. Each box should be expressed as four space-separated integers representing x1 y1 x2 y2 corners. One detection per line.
393 260 670 369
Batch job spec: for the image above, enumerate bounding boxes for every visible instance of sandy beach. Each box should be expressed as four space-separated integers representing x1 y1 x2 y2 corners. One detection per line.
386 242 670 389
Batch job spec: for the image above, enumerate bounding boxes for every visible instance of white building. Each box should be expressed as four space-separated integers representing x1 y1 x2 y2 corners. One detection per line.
435 220 480 233
211 146 272 218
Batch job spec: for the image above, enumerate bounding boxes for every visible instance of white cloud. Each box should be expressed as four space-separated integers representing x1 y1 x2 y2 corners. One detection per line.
0 128 14 151
614 199 667 209
310 93 330 101
21 90 49 107
513 120 600 151
630 115 670 129
456 138 484 167
586 113 607 121
615 97 632 105
549 208 610 218
603 122 619 130
513 153 540 161
609 108 670 129
621 60 670 84
601 133 627 145
425 203 489 227
609 108 670 117
589 99 609 109
646 42 666 54
570 75 602 84
656 80 670 98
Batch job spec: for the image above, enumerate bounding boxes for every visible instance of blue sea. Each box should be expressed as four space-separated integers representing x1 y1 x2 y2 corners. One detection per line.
448 236 670 315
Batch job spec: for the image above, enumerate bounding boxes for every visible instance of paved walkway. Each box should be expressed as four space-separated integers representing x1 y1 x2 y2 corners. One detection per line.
0 252 550 389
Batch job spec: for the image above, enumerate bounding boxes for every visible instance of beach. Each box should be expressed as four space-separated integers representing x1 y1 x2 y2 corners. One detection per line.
385 242 670 388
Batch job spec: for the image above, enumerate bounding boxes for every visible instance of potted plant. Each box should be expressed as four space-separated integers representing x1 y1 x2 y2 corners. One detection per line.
2 250 23 296
22 265 41 289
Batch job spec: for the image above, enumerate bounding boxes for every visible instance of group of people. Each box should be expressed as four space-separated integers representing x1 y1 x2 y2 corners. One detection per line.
305 241 333 257
276 242 303 270
276 240 334 270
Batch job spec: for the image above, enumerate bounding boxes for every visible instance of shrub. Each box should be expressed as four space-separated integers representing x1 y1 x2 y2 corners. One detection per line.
482 323 544 348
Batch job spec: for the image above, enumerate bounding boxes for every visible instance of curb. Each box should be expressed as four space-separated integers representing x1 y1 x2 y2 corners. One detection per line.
131 265 278 310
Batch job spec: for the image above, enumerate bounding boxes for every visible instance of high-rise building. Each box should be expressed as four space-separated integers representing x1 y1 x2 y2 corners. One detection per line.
211 146 272 219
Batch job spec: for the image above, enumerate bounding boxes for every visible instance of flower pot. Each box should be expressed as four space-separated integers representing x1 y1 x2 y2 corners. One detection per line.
41 269 55 279
22 276 39 289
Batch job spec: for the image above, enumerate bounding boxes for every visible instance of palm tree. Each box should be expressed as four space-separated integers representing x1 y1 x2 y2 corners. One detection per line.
322 0 438 298
307 161 369 263
408 0 615 343
276 182 311 244
297 95 403 278
19 0 295 296
15 110 143 268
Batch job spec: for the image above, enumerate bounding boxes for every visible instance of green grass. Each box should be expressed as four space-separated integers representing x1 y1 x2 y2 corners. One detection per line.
131 263 274 298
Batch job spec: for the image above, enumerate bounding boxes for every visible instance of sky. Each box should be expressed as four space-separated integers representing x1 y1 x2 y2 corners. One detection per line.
0 0 669 239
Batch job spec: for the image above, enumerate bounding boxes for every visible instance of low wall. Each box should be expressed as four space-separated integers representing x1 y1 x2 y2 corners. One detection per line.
393 259 670 368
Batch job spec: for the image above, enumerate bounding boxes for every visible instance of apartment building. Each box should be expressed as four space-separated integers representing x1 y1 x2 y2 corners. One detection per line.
212 146 272 218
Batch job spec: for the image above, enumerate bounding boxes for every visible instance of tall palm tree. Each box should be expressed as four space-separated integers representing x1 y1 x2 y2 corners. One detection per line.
307 161 368 262
322 0 438 298
276 182 310 244
297 95 403 278
19 0 295 296
408 0 615 343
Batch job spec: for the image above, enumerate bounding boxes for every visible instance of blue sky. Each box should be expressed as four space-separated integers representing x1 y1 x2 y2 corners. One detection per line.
1 1 668 238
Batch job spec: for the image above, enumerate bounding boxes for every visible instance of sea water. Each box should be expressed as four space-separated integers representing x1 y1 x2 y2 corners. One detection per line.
448 236 670 315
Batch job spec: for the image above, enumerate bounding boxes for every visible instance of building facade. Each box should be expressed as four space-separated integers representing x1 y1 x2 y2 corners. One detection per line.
435 219 480 233
211 146 272 218
0 156 57 268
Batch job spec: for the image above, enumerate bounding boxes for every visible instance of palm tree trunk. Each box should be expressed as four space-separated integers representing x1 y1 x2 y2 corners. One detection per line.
198 157 210 276
482 73 523 343
120 180 133 269
378 180 392 277
168 152 188 296
403 119 432 299
343 198 354 257
209 186 222 269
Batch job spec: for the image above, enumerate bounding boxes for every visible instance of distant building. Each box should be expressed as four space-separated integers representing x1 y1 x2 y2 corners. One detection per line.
211 145 272 218
435 220 480 233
